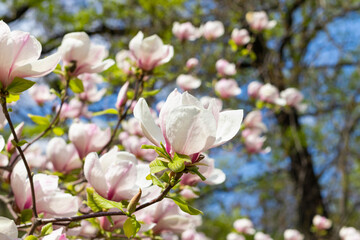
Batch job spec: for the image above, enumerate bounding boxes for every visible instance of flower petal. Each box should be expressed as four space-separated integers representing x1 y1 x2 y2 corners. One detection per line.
84 153 108 197
0 217 17 239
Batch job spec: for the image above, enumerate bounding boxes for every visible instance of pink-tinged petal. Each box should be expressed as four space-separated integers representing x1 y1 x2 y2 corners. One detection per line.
88 127 111 153
0 35 16 86
33 174 59 197
0 21 10 35
37 191 79 218
134 98 164 146
59 32 91 63
42 228 67 240
136 164 152 188
84 153 108 197
212 110 243 148
0 217 18 239
158 45 174 65
10 162 28 210
80 58 115 74
166 106 217 155
129 31 144 59
10 51 61 79
205 168 226 185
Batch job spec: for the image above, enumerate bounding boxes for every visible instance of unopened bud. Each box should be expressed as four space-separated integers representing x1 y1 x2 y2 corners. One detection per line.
127 188 142 215
116 81 129 110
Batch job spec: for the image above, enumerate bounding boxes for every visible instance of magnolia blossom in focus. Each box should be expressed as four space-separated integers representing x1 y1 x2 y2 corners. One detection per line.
176 74 201 91
0 216 18 240
29 84 56 105
0 21 60 88
340 227 360 240
46 137 82 173
201 21 224 40
69 122 111 159
216 59 237 76
58 32 114 76
116 50 136 75
231 28 250 46
246 11 277 31
254 232 273 240
248 81 263 99
186 58 199 70
11 162 79 217
215 78 241 99
258 83 286 105
313 215 332 230
84 148 151 201
227 233 245 240
172 22 201 41
284 229 304 240
134 89 243 158
233 218 256 235
6 122 24 152
129 31 174 71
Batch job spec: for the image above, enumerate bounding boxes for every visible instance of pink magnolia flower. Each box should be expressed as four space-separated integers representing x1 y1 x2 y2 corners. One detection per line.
59 98 90 120
116 81 129 109
134 89 243 157
215 78 241 99
284 229 304 240
280 88 307 111
243 110 267 132
68 122 111 159
227 233 245 240
180 187 199 200
176 74 201 91
201 21 224 40
243 133 270 154
11 162 79 217
58 32 114 76
6 122 24 152
29 84 56 105
231 28 250 46
66 220 98 238
0 21 60 88
340 227 360 240
46 137 82 173
200 96 223 110
233 218 256 235
119 132 158 161
116 50 136 75
186 58 199 70
0 216 18 240
254 232 273 240
248 81 263 99
258 83 286 105
24 144 48 170
182 229 210 240
77 74 106 103
216 59 237 76
84 148 151 201
313 215 332 230
43 228 68 240
246 11 277 31
122 117 143 136
129 31 174 71
172 22 201 41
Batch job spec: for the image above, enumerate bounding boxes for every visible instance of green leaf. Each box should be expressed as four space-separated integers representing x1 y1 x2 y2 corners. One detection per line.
40 223 53 236
159 172 170 183
7 77 35 94
68 221 81 228
69 78 84 93
168 155 186 173
86 188 102 212
13 139 28 147
188 166 206 181
87 188 124 212
52 127 64 136
123 217 141 238
149 159 168 174
6 93 20 103
21 209 33 223
168 196 203 215
150 174 165 189
173 152 191 163
142 89 161 97
24 236 38 240
92 108 118 116
28 114 51 125
50 88 61 98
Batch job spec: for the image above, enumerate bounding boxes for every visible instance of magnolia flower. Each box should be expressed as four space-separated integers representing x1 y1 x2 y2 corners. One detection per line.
78 74 106 103
243 110 267 132
116 81 129 109
176 74 201 91
172 22 201 41
227 233 245 240
84 148 151 201
0 217 18 240
216 59 237 76
0 21 60 88
58 32 114 76
280 88 306 111
119 132 157 161
46 137 82 173
134 89 243 157
11 161 79 217
248 81 263 99
43 228 68 240
186 58 199 70
340 227 360 240
180 187 199 200
284 229 304 240
313 215 332 230
246 11 277 31
68 122 111 159
201 21 224 40
182 229 210 240
116 50 136 75
254 232 273 240
233 218 256 235
215 78 241 99
6 122 24 152
129 31 174 71
59 98 90 120
231 28 250 46
24 144 48 170
258 83 286 105
29 84 56 105
200 96 223 110
66 220 98 238
243 133 270 154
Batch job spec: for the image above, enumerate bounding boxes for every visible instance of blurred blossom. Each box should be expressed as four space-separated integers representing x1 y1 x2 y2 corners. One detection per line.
227 233 245 240
216 59 237 76
180 187 199 200
246 11 277 31
0 216 18 240
248 81 263 99
201 21 224 40
258 83 286 105
231 28 250 46
116 81 129 109
78 74 106 103
243 133 270 154
340 227 360 240
233 218 256 235
254 232 273 240
6 122 24 152
280 88 307 112
172 22 201 41
116 50 136 75
215 78 241 99
186 58 199 70
200 96 223 110
129 31 174 71
176 74 201 91
312 215 332 230
66 220 98 238
43 228 68 240
284 229 304 240
182 229 210 240
243 110 267 132
29 84 56 105
59 98 90 120
119 133 157 161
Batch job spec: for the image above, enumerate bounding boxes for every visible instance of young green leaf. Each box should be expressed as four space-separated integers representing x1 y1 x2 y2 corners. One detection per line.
150 174 165 189
7 77 36 94
52 127 65 136
6 93 20 103
92 108 119 116
88 188 124 212
24 236 39 240
40 223 53 236
168 157 185 173
123 217 141 238
28 114 51 125
168 196 203 215
69 78 84 93
149 159 168 174
21 209 33 223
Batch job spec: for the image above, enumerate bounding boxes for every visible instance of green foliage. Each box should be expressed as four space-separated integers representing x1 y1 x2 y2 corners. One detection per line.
168 196 203 215
69 78 84 93
40 223 53 237
86 188 124 213
28 114 51 125
7 77 36 94
92 108 119 116
20 209 33 223
123 216 141 238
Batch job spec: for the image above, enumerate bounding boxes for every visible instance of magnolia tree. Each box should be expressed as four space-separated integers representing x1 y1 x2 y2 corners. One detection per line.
0 9 358 240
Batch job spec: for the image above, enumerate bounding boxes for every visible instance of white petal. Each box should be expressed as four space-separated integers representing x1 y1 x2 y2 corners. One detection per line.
129 31 144 59
205 168 226 185
37 191 79 218
84 153 108 197
0 135 4 151
0 217 17 239
136 164 152 188
10 162 28 210
133 98 164 146
212 110 243 148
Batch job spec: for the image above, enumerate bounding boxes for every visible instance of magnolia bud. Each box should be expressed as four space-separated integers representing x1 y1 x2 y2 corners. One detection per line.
116 81 129 110
127 188 142 215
